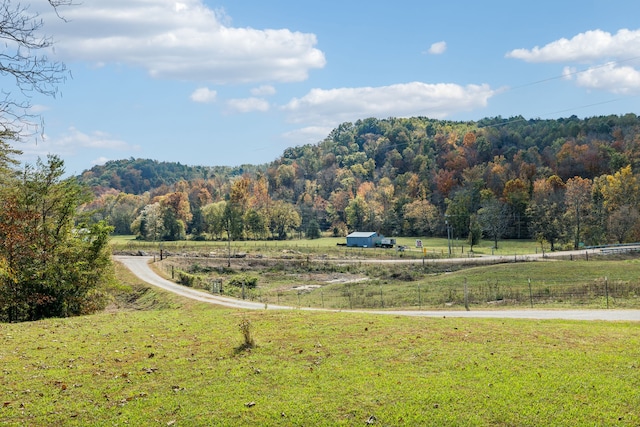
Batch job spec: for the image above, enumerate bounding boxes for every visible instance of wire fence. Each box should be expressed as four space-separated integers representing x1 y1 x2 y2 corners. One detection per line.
201 276 640 310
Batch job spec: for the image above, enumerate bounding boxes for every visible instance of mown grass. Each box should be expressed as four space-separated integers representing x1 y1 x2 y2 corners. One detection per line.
1 263 640 426
110 235 542 259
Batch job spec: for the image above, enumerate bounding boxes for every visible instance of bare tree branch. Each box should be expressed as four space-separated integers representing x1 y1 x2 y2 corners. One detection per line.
0 0 72 136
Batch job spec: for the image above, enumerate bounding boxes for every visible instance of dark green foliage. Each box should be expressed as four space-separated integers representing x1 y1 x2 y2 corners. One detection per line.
228 275 258 289
162 208 185 241
468 214 482 251
189 207 206 238
306 219 321 239
177 270 198 287
478 196 508 249
189 264 210 273
0 154 115 322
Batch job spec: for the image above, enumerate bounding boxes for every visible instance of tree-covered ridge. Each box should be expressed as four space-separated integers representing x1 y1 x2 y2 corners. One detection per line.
79 158 267 195
83 114 640 247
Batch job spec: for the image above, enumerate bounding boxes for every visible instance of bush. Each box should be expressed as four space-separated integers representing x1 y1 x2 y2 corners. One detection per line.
189 263 214 274
237 318 256 351
177 270 198 287
228 275 258 288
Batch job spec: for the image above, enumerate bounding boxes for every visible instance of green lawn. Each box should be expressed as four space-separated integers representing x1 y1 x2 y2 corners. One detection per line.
1 263 639 426
110 235 543 261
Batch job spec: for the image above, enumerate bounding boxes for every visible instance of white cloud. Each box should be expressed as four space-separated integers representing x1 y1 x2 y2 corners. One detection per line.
507 28 640 93
190 87 217 103
21 127 138 159
282 126 334 145
227 97 270 113
506 28 640 63
91 156 110 166
41 0 326 84
251 85 277 96
282 82 495 125
427 41 447 55
564 63 640 94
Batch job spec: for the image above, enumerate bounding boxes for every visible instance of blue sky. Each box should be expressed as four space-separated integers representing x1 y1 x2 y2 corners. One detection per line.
13 0 640 175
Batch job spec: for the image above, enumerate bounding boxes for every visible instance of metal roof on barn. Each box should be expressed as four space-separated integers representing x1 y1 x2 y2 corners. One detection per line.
347 232 378 238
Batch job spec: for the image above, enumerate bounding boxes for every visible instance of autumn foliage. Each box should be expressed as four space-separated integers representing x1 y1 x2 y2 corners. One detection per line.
78 114 640 248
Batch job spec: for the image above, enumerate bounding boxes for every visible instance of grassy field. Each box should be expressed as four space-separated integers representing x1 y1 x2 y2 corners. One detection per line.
154 253 640 310
110 235 544 259
1 262 640 426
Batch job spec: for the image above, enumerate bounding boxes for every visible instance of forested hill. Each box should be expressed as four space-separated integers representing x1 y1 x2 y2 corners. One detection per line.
81 114 639 195
79 158 265 194
79 114 640 246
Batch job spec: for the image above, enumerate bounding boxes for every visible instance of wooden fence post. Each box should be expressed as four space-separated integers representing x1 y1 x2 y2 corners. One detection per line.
464 278 469 311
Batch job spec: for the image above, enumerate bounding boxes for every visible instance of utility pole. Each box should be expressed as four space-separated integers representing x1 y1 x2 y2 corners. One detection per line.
446 219 452 256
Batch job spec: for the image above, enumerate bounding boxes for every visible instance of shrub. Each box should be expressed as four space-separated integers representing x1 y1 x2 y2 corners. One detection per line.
237 318 256 350
177 270 198 287
228 275 258 288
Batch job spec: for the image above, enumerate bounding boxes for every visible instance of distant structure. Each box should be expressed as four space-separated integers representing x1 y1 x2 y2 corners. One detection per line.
346 231 382 248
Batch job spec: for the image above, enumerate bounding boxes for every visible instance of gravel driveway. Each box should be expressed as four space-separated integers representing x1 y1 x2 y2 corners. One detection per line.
114 255 640 321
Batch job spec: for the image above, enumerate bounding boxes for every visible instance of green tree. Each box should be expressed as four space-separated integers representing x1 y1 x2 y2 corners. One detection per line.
0 155 114 322
467 214 482 252
223 201 244 241
161 207 185 241
269 200 301 240
244 208 268 240
608 205 639 243
477 192 508 249
445 191 472 239
527 177 566 251
503 178 530 239
202 201 226 240
306 218 321 239
585 177 608 245
131 202 164 241
402 199 438 236
107 192 144 235
0 137 21 181
564 177 592 248
159 191 192 240
345 196 368 231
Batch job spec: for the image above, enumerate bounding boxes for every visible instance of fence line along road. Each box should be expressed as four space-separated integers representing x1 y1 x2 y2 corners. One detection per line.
114 255 640 321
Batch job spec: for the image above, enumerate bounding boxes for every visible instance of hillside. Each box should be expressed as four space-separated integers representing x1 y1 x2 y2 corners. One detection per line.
79 158 267 195
79 114 640 246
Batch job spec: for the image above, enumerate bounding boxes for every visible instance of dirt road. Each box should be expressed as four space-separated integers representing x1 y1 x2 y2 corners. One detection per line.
114 255 640 321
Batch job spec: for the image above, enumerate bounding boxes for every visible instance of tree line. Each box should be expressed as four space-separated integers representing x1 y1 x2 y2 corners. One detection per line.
80 114 640 249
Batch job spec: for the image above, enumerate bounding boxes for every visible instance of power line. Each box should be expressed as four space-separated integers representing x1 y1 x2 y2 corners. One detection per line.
509 56 640 91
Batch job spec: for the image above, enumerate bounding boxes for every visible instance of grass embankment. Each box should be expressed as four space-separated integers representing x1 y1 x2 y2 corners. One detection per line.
1 262 639 426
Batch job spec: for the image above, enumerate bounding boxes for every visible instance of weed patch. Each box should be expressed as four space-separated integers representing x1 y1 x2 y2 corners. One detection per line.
235 318 256 352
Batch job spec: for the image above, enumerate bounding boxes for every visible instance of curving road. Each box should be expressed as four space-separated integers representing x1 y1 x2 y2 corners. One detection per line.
114 255 640 321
